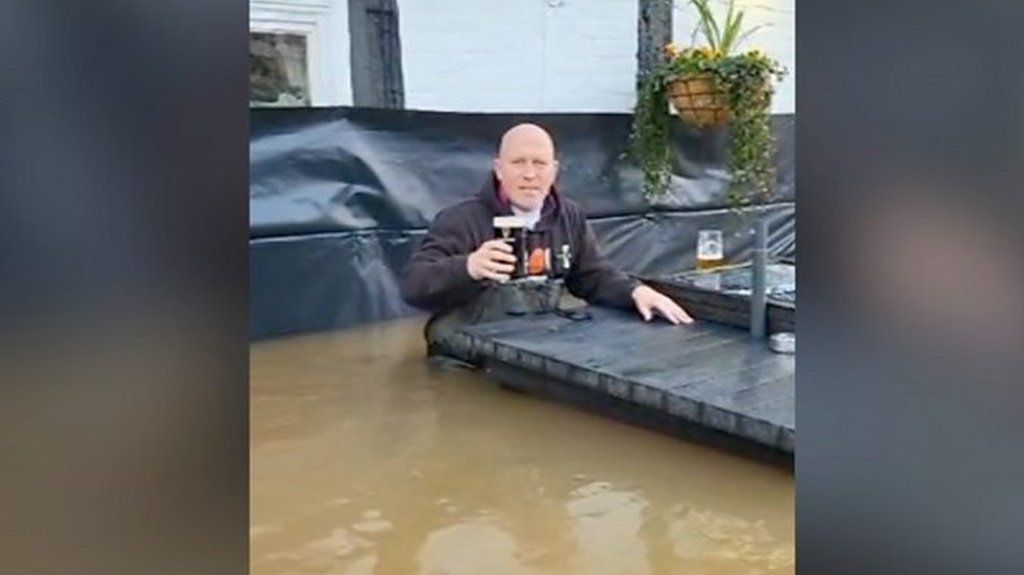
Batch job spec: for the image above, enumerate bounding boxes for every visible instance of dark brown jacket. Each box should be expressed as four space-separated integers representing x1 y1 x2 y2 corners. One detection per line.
400 175 639 314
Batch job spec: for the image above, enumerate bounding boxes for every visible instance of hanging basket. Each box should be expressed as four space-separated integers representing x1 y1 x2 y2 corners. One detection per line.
668 74 731 127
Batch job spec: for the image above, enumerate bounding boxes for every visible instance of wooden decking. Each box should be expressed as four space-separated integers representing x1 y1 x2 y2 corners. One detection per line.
443 305 794 454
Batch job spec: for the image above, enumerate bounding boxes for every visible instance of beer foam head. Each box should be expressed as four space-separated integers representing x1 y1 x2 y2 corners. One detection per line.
493 216 525 229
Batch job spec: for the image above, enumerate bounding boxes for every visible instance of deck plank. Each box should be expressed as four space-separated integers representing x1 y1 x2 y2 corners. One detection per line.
453 306 795 453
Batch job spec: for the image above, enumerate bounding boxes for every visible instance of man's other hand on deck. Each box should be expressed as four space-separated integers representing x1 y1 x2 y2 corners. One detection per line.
631 285 694 325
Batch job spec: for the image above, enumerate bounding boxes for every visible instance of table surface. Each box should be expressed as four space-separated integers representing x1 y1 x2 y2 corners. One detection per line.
457 305 795 452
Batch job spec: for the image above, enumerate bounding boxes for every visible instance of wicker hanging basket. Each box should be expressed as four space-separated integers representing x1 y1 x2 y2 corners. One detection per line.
668 74 731 127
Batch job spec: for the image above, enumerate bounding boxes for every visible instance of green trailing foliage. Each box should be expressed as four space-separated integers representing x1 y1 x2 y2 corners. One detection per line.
629 0 787 207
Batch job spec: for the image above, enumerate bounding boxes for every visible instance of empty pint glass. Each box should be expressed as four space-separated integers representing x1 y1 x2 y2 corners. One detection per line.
493 216 526 278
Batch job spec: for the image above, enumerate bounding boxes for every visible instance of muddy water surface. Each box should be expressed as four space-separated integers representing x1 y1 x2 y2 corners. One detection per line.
251 318 794 575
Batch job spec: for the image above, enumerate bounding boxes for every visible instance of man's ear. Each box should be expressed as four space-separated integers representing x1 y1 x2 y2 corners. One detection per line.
493 158 502 181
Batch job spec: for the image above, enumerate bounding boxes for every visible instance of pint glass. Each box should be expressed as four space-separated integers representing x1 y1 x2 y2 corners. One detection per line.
696 229 724 270
493 216 527 278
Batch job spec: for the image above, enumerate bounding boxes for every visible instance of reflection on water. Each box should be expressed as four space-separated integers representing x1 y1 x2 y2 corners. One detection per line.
251 318 793 574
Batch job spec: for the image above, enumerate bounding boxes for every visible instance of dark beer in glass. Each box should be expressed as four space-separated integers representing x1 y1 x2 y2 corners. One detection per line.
493 216 526 278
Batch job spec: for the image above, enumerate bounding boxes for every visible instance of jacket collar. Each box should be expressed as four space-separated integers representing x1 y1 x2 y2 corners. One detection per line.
479 173 561 230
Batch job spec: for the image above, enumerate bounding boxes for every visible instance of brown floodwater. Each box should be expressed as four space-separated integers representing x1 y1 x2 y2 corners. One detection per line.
251 318 794 575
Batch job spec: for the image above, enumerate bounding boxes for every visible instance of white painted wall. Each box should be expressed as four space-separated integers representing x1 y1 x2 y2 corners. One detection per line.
400 0 638 112
248 0 795 114
250 0 353 105
402 0 793 113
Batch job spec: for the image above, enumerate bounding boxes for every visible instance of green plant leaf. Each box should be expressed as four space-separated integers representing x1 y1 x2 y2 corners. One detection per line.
733 25 767 53
719 1 740 55
691 0 721 51
721 10 743 55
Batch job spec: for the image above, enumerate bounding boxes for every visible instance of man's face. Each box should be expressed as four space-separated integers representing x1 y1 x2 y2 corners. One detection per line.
494 131 558 212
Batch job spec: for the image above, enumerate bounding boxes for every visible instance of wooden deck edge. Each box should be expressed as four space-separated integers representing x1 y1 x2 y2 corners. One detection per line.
480 356 794 467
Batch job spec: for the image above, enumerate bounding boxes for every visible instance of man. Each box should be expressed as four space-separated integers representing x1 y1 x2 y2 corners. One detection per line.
401 123 692 355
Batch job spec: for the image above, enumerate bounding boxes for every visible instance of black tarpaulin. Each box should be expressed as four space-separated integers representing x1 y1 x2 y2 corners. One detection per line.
250 107 795 340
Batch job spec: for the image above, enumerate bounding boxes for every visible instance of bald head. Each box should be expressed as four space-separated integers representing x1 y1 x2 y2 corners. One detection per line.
493 123 559 211
498 123 555 157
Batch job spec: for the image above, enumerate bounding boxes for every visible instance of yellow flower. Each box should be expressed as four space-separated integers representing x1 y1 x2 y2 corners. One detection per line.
664 42 681 59
694 46 721 59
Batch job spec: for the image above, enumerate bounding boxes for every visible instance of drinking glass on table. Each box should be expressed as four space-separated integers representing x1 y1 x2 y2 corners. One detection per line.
696 229 724 270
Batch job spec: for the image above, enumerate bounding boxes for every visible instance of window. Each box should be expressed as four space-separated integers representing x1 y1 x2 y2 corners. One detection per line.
249 0 352 107
250 32 311 107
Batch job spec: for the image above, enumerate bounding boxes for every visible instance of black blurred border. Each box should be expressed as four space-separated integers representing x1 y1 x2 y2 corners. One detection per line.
1 2 248 574
798 1 1024 573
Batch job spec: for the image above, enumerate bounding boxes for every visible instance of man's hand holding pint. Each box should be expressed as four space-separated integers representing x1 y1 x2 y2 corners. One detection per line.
467 239 517 282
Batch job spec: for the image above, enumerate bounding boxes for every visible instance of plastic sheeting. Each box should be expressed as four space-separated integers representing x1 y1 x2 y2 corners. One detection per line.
250 107 795 339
